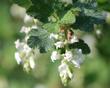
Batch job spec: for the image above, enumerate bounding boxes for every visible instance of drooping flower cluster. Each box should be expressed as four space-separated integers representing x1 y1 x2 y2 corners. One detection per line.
14 14 87 85
14 14 39 72
58 61 73 85
50 27 84 85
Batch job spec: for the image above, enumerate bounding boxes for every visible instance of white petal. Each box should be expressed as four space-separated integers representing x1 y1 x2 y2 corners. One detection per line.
58 63 68 73
72 60 80 68
15 52 22 64
15 39 20 49
70 35 78 43
29 57 35 69
64 51 73 61
58 62 73 79
51 51 60 62
67 68 73 79
73 49 84 67
49 33 58 40
15 39 25 51
54 41 64 48
23 44 32 54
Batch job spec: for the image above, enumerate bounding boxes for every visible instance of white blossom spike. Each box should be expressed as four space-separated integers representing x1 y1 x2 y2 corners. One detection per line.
58 62 73 85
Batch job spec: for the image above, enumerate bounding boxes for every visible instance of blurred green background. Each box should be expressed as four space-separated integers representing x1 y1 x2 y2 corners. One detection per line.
0 0 110 88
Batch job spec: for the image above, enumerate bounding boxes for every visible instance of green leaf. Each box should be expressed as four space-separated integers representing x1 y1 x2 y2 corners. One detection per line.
74 0 97 9
27 0 55 22
83 9 106 24
27 0 72 22
27 5 51 22
72 16 94 32
53 1 73 19
43 22 61 33
71 0 106 32
60 9 76 25
11 0 32 9
27 36 41 48
27 28 53 53
72 10 106 32
43 23 57 32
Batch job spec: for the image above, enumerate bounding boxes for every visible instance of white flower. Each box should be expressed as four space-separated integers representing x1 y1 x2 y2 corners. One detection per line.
20 26 31 34
15 39 25 50
15 39 32 53
51 51 60 62
23 44 32 55
54 41 64 49
14 39 36 70
58 62 73 84
49 33 58 40
69 35 78 43
15 39 20 49
64 50 73 61
63 49 84 68
72 60 80 68
15 52 22 64
72 49 84 68
29 57 35 69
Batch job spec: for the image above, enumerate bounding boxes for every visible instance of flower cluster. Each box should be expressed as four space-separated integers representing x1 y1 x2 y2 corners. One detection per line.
14 14 87 85
14 14 39 72
12 0 105 86
50 28 84 85
58 61 73 85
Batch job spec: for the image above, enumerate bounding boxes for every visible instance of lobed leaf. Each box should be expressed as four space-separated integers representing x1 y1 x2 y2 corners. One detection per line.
60 9 76 25
27 28 53 53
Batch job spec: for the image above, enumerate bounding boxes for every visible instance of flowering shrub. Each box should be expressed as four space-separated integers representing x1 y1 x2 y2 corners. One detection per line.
12 0 106 86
